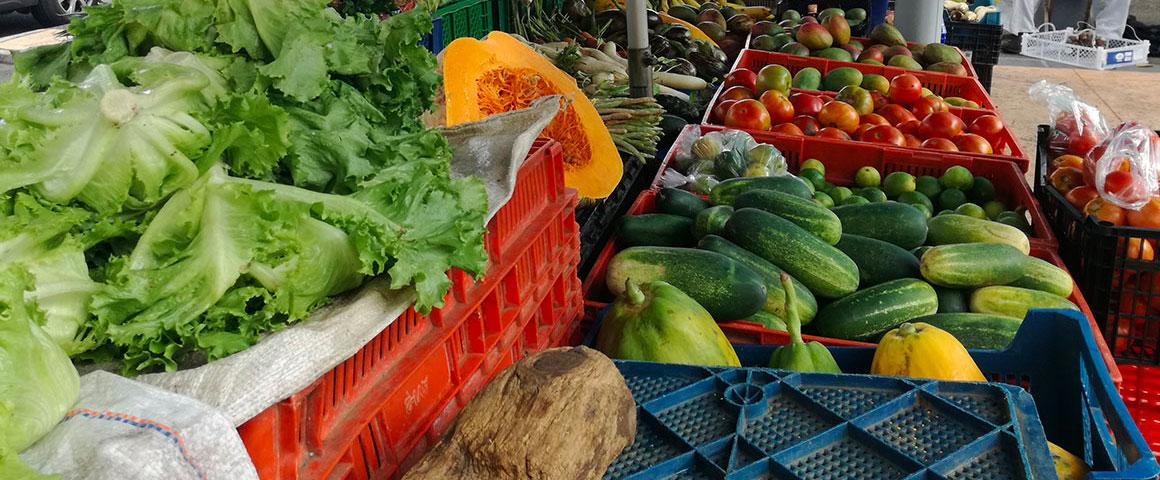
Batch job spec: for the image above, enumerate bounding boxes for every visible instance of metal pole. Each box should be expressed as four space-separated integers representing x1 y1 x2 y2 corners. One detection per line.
626 0 652 98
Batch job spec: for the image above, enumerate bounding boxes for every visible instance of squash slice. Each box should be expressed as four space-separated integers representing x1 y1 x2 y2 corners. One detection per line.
443 31 622 198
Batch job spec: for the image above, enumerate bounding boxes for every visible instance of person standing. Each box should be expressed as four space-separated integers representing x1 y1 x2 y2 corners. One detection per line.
1000 0 1132 53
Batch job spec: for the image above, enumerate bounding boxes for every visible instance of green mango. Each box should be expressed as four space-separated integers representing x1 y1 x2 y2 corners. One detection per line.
768 273 841 373
597 280 741 367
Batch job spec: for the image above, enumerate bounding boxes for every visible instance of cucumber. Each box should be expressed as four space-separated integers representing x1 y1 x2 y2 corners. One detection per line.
709 175 814 205
912 246 933 260
657 187 711 217
723 208 860 299
832 201 928 249
605 247 767 320
927 214 1031 254
969 285 1078 319
698 235 819 323
935 287 970 313
693 205 734 238
734 189 843 244
1009 256 1073 297
618 214 695 248
811 278 939 341
920 243 1026 289
746 311 788 331
835 234 920 287
911 313 1022 349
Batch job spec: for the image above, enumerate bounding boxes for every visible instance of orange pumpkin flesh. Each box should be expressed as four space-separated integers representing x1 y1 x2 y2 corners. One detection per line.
443 31 623 199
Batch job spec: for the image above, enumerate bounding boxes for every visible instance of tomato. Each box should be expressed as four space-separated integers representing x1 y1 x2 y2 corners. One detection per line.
759 90 796 124
1051 154 1085 172
721 85 755 101
888 74 922 105
724 99 772 131
1128 238 1155 261
836 86 874 116
855 123 875 140
903 134 922 147
921 137 959 151
919 112 966 140
789 93 824 117
860 113 890 126
1067 128 1100 156
863 125 905 146
1049 167 1085 194
771 122 805 136
1127 197 1160 229
712 100 737 123
876 104 916 126
816 127 852 140
869 91 888 111
1085 197 1126 225
897 119 922 136
1104 170 1135 197
723 69 758 92
1065 186 1099 210
910 96 949 119
967 115 1004 145
817 101 860 134
953 133 993 154
792 115 821 136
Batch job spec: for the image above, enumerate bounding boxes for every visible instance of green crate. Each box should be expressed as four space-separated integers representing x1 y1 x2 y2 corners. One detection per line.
428 0 497 52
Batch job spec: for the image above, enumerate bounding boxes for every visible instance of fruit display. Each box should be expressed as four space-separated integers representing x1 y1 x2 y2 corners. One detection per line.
655 0 775 61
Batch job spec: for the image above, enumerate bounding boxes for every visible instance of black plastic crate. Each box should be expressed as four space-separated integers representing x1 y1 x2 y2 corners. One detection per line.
1033 124 1160 367
944 19 1002 65
974 62 993 92
577 154 649 278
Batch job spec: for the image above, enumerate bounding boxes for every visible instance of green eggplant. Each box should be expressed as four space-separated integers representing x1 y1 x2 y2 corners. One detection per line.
769 273 841 373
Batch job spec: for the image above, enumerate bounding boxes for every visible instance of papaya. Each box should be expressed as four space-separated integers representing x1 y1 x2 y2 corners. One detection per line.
871 322 986 381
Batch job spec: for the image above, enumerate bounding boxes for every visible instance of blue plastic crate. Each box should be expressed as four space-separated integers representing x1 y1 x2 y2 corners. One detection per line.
596 310 1160 478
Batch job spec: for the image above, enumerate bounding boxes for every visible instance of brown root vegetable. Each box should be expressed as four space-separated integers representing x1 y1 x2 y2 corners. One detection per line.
401 346 636 480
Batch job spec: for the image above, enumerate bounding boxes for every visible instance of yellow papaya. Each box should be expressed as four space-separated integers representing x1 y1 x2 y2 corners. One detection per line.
870 322 986 381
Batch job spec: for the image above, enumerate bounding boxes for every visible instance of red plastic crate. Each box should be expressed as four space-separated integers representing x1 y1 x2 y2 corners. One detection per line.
744 35 979 79
1119 364 1160 453
581 188 1121 386
238 140 583 480
654 125 1049 243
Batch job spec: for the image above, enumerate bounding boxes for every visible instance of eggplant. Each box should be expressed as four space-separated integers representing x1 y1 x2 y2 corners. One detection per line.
650 35 673 58
596 10 627 33
662 24 692 43
668 41 689 59
667 57 697 77
566 0 591 20
646 9 662 28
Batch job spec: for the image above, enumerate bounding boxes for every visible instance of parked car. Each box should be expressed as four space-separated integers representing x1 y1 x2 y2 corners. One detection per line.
0 0 95 27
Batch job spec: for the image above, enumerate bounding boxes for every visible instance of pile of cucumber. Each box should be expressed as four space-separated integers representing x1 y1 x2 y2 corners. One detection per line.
606 163 1076 349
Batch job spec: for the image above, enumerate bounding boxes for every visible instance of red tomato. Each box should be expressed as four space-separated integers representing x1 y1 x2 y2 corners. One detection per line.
759 90 796 124
860 113 890 126
1104 170 1135 197
888 74 922 105
792 115 821 136
721 85 755 101
817 101 860 134
953 133 993 154
855 123 876 140
789 93 824 117
1049 167 1085 194
1085 197 1126 225
921 137 959 151
1068 128 1100 156
897 119 922 136
1065 185 1099 210
771 122 805 136
869 91 888 111
712 100 737 123
968 115 1005 145
903 134 922 147
723 69 758 92
876 104 916 126
1127 197 1160 229
910 96 949 119
817 127 852 140
919 112 966 139
724 99 772 131
863 125 905 146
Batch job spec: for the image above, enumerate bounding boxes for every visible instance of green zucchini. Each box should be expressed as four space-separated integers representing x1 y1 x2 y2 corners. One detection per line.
734 189 843 244
832 201 928 249
746 311 788 331
656 187 711 217
709 175 814 205
835 234 920 287
919 243 1026 289
605 247 767 320
927 214 1031 254
1008 256 1074 297
935 287 970 313
693 205 734 239
723 208 860 299
698 235 818 323
912 313 1022 349
811 278 938 341
618 214 695 248
969 285 1078 319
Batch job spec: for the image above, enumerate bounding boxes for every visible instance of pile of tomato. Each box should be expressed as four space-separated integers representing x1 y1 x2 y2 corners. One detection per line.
708 70 1007 155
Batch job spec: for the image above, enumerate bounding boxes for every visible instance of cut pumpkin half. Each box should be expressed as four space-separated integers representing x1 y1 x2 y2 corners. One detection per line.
442 31 623 199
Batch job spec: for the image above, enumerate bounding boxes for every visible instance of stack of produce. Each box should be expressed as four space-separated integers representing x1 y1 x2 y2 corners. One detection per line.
652 0 774 59
711 67 1006 154
943 0 999 23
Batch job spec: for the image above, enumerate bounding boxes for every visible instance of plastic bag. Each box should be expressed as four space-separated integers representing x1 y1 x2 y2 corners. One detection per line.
1028 80 1109 157
1085 121 1160 210
660 128 784 190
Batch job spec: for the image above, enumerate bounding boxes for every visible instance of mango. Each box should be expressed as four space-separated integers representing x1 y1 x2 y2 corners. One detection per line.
779 41 810 56
870 23 906 47
796 22 833 50
888 55 923 71
926 61 968 76
922 43 961 66
822 66 863 92
792 67 822 90
822 14 851 46
814 47 853 62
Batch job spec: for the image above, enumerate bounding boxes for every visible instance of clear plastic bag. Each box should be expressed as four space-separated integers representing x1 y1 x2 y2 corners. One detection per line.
660 128 785 190
1028 80 1109 157
1085 121 1160 210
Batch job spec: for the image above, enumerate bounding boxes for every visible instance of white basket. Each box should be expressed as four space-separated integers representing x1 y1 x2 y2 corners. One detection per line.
1021 27 1150 70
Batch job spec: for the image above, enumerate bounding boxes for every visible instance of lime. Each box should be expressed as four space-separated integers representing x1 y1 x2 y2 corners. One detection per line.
969 177 996 203
854 166 881 188
841 195 871 206
814 191 835 208
858 187 888 203
939 166 974 190
897 191 933 211
799 168 827 190
830 186 854 202
801 158 825 175
982 200 1007 220
882 172 916 199
955 202 987 219
938 188 967 210
915 175 942 199
912 203 933 219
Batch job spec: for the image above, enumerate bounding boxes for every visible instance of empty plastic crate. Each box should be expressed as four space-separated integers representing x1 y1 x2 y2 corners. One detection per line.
944 20 1002 65
420 0 498 54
